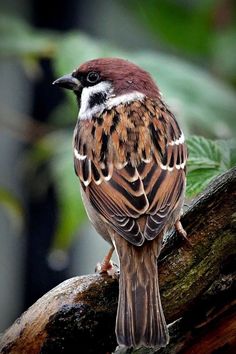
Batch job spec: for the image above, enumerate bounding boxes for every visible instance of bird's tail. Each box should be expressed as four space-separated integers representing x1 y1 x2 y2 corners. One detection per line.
114 234 169 349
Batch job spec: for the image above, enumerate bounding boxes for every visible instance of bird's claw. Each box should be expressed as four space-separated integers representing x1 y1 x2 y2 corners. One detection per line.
95 260 119 278
175 220 192 246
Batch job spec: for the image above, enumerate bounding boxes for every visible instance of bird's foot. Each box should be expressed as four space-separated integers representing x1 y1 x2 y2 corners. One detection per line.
95 260 119 278
95 246 119 278
175 220 192 246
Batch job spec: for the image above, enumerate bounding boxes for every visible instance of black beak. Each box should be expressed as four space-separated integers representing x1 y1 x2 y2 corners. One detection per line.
52 74 80 91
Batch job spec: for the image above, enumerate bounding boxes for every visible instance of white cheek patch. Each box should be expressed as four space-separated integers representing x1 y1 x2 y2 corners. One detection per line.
79 81 113 120
78 84 145 120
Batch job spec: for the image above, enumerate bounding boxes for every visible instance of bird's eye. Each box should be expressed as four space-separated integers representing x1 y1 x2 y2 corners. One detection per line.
86 71 100 84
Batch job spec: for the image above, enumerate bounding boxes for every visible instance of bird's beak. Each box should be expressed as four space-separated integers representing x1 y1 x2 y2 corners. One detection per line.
52 74 81 91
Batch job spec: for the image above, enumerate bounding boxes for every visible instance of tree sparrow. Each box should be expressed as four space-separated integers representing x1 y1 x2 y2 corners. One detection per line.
53 58 187 349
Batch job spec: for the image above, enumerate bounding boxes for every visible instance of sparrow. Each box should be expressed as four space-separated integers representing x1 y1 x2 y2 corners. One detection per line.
53 58 187 349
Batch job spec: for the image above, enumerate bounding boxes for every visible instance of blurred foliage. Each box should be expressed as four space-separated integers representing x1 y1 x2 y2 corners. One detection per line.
0 14 56 58
123 0 236 85
0 11 235 248
29 132 86 249
1 14 236 138
0 188 24 231
212 28 236 83
124 0 215 56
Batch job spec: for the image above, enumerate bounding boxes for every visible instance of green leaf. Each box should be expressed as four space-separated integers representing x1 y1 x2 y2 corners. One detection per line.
216 139 236 169
186 168 221 197
186 136 235 197
187 136 222 170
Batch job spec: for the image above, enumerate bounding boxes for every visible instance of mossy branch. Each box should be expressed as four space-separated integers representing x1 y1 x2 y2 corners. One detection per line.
1 168 236 354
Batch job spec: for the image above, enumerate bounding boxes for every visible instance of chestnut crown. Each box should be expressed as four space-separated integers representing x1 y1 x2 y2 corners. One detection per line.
54 58 160 99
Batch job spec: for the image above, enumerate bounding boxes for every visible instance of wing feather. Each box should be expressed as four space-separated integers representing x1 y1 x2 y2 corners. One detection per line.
74 97 187 245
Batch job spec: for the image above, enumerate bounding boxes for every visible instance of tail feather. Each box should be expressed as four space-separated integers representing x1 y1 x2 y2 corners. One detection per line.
114 235 169 349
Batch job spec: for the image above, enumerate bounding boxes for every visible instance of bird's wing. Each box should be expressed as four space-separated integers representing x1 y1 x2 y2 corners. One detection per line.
74 98 187 245
141 109 187 239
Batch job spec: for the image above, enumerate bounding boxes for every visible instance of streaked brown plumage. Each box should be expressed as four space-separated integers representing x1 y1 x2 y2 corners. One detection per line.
53 58 187 349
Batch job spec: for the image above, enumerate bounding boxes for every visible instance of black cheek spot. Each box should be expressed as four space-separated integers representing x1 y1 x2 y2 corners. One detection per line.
88 92 106 108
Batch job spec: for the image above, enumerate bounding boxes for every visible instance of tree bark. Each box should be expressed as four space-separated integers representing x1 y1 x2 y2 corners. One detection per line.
0 167 236 354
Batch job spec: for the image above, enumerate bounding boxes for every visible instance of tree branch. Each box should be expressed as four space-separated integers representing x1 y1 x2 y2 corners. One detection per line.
1 168 236 354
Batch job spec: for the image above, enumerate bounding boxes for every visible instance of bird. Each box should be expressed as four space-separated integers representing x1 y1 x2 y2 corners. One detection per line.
53 58 187 350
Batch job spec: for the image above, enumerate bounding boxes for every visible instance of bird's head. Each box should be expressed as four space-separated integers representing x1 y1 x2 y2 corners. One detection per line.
53 58 160 119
